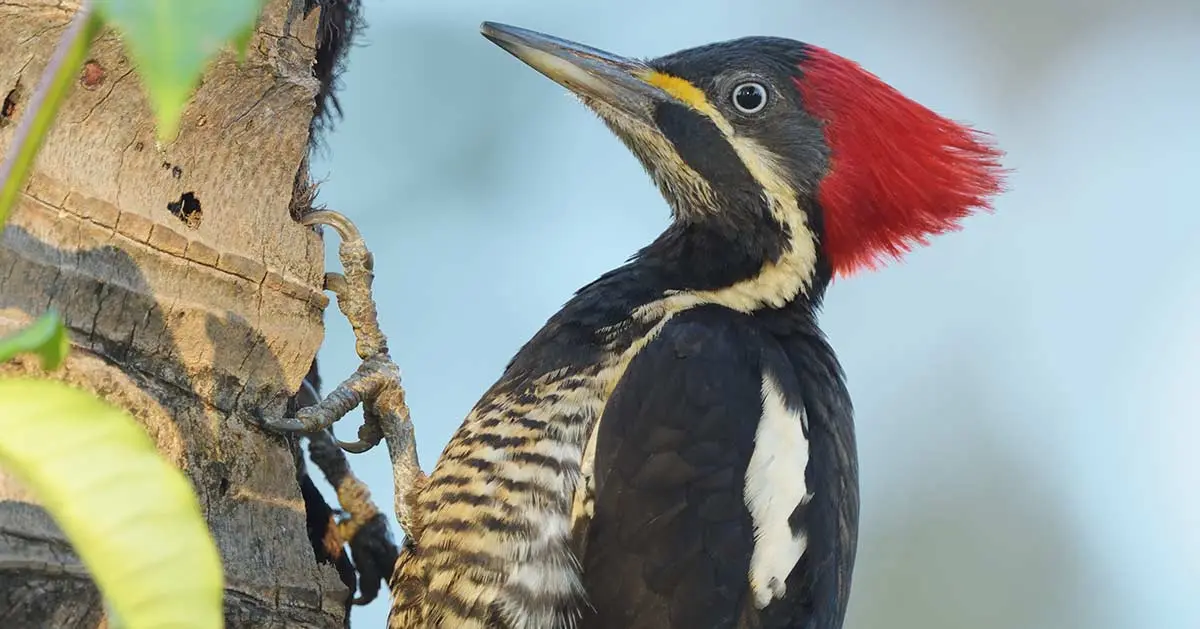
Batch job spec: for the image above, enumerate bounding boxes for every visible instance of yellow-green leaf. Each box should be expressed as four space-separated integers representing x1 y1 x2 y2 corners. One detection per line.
0 312 70 369
95 0 268 140
0 379 224 629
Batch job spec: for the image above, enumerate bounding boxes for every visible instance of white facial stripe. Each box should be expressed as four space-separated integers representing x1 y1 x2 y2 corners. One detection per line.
629 74 820 315
745 371 813 608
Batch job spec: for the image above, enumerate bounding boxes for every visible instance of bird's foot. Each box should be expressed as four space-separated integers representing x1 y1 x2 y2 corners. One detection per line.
263 209 425 540
306 429 400 605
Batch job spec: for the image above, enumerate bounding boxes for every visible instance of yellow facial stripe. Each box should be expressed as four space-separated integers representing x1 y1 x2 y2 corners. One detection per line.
630 71 818 307
636 75 798 216
638 70 723 121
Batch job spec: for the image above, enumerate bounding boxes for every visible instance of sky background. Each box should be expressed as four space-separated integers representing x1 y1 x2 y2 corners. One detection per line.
308 1 1200 627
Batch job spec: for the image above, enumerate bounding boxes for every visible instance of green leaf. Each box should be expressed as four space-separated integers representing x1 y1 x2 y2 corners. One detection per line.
95 0 267 140
0 11 102 227
0 312 70 369
0 378 224 629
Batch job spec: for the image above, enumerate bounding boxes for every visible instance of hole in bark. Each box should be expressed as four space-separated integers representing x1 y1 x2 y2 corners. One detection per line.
1 82 21 126
218 477 230 496
167 191 202 229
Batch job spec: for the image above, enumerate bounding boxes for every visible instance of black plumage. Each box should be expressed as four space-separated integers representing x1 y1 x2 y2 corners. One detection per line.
578 304 856 629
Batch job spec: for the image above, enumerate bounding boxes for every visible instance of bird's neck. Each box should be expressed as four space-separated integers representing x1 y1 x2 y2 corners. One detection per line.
499 208 831 390
629 211 829 311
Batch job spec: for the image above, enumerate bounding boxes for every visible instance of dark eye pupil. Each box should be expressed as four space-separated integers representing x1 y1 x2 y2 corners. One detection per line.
735 84 764 111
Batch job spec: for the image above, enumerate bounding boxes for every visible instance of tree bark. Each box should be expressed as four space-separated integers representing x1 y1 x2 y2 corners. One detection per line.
0 0 351 626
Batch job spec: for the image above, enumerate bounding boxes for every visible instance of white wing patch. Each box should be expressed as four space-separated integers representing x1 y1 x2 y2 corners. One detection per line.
744 371 813 609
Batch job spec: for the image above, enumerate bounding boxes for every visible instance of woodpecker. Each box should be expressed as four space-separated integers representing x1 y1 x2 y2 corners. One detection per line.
389 22 1004 629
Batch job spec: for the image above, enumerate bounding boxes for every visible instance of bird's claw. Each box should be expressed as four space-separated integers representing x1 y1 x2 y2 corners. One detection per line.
263 208 426 541
335 414 383 453
262 208 392 451
334 437 375 454
259 351 394 454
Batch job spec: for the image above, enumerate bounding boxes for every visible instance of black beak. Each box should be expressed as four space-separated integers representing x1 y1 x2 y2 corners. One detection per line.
481 22 668 122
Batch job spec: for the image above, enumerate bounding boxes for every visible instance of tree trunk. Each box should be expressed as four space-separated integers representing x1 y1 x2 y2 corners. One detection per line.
0 1 351 626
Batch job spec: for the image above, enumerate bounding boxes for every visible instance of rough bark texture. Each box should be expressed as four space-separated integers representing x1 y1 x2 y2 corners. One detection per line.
0 1 348 626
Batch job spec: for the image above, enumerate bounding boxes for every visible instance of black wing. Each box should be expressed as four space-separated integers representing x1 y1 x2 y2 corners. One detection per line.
576 304 859 629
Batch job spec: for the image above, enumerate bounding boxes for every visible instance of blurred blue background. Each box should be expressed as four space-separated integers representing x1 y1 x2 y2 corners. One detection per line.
308 1 1200 627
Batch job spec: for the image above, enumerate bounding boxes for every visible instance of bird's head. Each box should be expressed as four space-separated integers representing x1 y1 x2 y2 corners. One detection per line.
482 22 1004 303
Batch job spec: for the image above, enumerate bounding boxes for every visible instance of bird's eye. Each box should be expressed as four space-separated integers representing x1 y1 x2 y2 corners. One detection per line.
731 82 768 114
